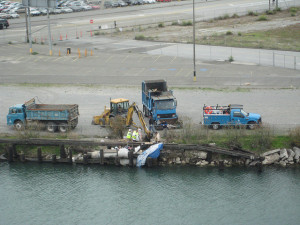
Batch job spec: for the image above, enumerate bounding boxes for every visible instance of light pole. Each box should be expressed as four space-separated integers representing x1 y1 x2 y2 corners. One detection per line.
193 0 196 82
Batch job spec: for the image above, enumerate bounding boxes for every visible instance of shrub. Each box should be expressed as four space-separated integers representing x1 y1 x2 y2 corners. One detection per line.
249 126 272 152
248 11 254 16
275 7 281 12
8 41 12 44
223 14 230 19
257 15 267 21
135 34 145 40
266 10 275 15
226 31 233 35
291 12 296 17
31 52 38 55
181 20 192 26
94 31 100 35
231 13 239 18
238 32 242 36
172 21 179 25
107 116 126 138
289 126 300 147
158 22 164 28
248 11 258 16
228 55 234 62
290 7 297 13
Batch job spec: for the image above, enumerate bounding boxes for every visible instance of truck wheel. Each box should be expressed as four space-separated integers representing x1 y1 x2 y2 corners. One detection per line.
247 122 256 130
14 121 24 131
211 123 220 130
47 122 57 132
59 123 68 133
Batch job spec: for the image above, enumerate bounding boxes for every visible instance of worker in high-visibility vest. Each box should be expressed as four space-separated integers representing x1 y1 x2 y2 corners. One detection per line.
132 130 138 142
127 129 132 141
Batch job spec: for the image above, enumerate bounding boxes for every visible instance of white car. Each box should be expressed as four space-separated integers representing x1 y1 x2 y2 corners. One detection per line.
81 4 92 10
30 9 41 16
8 12 19 18
59 7 73 13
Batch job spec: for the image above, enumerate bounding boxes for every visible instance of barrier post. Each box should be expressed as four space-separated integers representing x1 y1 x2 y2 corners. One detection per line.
91 49 93 56
78 48 81 58
85 48 87 57
59 49 61 56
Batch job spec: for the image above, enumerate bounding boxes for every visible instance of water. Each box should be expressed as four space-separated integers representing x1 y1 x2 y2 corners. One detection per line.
0 163 300 225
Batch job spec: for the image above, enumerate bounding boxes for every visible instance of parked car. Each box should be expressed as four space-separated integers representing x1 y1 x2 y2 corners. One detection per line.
104 1 113 8
38 8 48 15
81 4 92 10
8 11 19 18
117 0 127 7
0 18 9 29
0 12 9 19
30 8 41 16
58 7 73 13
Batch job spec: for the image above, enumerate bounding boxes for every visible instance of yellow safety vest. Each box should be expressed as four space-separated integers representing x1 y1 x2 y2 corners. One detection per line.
127 131 132 139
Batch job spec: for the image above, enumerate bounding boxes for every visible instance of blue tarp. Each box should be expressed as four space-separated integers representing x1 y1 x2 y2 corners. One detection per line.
136 143 163 167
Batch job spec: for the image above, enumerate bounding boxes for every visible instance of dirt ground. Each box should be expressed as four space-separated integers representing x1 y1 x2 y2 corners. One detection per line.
109 7 300 50
1 85 299 137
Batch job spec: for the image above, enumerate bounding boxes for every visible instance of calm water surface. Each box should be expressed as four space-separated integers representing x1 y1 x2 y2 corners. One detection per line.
0 162 300 225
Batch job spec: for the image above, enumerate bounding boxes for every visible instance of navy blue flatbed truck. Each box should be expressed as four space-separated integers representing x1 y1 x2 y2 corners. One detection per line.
203 104 262 130
7 98 79 132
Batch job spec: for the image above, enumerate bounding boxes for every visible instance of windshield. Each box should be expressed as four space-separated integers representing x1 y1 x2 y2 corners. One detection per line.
241 109 248 117
156 100 175 110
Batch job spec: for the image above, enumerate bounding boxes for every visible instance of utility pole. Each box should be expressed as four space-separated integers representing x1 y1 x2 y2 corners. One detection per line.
27 1 32 54
193 0 196 82
25 7 29 42
47 0 53 56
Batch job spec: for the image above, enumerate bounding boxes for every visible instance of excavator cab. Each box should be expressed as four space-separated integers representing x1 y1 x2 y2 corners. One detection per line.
92 98 129 126
110 98 130 116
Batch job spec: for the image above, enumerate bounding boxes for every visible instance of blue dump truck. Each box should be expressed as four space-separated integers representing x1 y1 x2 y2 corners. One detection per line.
203 104 261 130
7 98 79 132
142 80 178 128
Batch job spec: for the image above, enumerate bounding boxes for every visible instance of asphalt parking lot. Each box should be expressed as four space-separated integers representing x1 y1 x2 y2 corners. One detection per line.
1 36 300 88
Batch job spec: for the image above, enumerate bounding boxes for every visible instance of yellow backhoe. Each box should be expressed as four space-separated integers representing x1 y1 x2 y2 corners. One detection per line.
92 98 152 140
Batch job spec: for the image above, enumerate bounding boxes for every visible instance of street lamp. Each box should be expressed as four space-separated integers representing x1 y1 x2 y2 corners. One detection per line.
193 0 196 82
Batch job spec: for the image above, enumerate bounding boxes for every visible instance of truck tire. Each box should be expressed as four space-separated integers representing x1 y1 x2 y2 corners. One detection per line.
58 123 68 133
211 123 220 130
14 121 24 131
247 121 256 130
47 122 57 132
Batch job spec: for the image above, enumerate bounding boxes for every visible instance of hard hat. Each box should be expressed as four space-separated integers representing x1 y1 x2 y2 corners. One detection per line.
129 129 132 131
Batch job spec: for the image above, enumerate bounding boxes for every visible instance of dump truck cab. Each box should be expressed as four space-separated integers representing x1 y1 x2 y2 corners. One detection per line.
7 104 26 129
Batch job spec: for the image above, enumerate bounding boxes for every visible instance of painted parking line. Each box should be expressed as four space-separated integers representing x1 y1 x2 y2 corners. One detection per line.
15 57 24 61
53 57 62 62
171 56 177 63
105 55 113 63
73 57 79 62
121 55 129 63
153 55 161 63
175 68 183 77
8 44 23 48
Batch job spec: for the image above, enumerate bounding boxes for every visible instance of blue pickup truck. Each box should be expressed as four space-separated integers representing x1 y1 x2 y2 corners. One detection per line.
142 80 178 127
203 104 261 130
7 98 79 132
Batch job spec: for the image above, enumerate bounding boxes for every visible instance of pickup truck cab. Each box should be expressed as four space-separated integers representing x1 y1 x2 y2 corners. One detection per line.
203 104 262 130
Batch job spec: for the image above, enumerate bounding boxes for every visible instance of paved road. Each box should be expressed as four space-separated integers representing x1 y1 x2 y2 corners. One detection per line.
2 0 299 44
